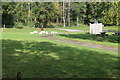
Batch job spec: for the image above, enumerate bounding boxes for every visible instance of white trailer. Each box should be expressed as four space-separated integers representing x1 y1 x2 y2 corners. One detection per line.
90 23 104 34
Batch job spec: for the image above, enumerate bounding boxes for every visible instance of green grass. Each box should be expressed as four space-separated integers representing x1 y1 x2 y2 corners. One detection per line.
57 31 119 47
62 25 89 31
2 28 119 78
59 33 119 42
56 35 118 48
61 25 119 32
103 26 119 32
57 24 119 47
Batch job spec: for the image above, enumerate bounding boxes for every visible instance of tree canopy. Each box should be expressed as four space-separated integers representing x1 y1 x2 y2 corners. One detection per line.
2 2 119 28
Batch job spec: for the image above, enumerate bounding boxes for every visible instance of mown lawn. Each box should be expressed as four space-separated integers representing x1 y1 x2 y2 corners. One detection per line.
58 32 119 47
2 28 119 78
62 25 119 32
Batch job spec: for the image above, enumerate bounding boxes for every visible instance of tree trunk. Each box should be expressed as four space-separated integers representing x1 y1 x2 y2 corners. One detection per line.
68 0 70 27
63 0 66 27
28 3 30 23
85 2 90 25
56 16 59 27
17 19 18 22
77 15 79 27
25 19 27 24
116 3 119 26
34 17 36 22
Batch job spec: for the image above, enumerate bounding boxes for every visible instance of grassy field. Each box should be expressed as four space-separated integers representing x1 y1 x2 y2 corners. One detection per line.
57 32 119 47
62 25 119 32
103 26 119 32
62 24 89 31
2 27 119 78
56 35 118 48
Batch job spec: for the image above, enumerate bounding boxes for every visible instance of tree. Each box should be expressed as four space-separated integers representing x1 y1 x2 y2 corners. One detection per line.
63 0 66 27
71 2 86 26
2 2 16 28
2 2 119 28
53 1 62 26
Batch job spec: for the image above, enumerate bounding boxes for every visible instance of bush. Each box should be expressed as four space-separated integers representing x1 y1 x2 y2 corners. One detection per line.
27 22 34 27
14 22 24 29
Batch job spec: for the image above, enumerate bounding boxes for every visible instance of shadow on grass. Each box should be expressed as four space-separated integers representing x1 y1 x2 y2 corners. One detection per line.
15 27 23 29
2 39 118 78
59 33 120 43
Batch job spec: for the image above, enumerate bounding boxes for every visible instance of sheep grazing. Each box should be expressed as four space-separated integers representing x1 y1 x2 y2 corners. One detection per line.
39 32 43 34
55 31 58 34
45 31 49 35
50 31 58 35
30 32 34 34
33 31 38 34
41 31 45 34
30 31 38 34
51 31 55 34
39 31 45 35
30 31 57 35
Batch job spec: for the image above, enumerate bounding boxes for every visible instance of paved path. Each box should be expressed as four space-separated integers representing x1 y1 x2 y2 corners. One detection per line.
41 36 118 53
57 28 84 32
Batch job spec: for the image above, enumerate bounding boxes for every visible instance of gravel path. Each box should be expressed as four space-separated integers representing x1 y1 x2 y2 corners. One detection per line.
57 28 84 32
41 36 118 53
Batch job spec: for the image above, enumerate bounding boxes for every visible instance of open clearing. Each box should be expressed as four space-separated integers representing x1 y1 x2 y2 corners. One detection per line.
2 28 119 78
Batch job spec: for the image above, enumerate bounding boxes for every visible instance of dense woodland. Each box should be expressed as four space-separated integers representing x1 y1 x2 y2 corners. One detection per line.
2 2 120 28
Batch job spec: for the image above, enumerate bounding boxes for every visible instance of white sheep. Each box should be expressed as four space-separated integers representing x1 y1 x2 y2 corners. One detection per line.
55 31 58 34
41 31 45 33
33 31 38 34
39 32 43 34
30 32 34 34
51 31 55 34
45 31 49 35
39 31 45 35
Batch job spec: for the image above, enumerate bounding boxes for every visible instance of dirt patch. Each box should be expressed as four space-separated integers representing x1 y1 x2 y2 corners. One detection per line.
40 36 118 52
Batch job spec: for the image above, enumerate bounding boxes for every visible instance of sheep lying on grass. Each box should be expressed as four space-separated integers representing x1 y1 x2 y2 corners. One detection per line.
30 31 58 35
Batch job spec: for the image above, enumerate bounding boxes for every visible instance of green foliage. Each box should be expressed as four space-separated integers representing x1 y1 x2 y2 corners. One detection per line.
2 2 119 28
71 2 86 24
14 22 24 28
27 22 34 27
2 2 16 27
100 2 119 25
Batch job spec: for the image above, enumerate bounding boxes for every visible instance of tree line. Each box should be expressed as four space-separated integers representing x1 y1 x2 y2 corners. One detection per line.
2 2 119 28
